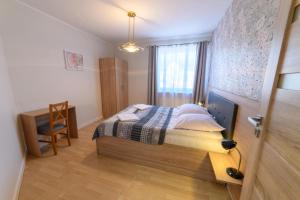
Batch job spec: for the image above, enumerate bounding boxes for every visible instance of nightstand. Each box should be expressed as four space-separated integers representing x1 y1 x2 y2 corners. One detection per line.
209 152 243 185
209 152 242 200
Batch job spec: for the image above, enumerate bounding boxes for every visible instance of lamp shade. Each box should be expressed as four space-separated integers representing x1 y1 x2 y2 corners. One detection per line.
119 42 144 53
221 139 237 150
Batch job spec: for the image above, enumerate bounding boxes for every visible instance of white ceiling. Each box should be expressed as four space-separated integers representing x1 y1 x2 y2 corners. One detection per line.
19 0 232 44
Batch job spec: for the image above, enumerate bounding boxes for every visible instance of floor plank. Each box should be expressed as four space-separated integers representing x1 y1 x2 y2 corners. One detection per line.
19 122 230 200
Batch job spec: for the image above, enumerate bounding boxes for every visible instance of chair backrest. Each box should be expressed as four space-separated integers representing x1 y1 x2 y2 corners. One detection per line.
49 101 69 130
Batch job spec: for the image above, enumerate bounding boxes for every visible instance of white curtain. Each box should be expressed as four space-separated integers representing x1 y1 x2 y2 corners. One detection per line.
156 43 198 107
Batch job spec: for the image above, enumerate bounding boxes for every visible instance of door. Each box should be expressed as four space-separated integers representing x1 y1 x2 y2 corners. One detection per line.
240 0 300 199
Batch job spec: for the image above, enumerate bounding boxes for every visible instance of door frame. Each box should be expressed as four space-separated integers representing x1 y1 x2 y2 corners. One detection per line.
240 0 294 199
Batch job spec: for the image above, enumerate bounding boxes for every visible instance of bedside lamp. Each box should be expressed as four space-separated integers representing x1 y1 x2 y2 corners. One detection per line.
197 102 204 106
221 139 244 180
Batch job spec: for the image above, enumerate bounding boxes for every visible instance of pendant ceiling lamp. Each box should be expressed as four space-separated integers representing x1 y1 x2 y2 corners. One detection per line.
119 11 144 53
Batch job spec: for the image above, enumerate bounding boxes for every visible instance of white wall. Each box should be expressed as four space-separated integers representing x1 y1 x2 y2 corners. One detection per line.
114 46 149 105
0 36 25 200
127 48 149 105
0 0 114 128
114 47 149 105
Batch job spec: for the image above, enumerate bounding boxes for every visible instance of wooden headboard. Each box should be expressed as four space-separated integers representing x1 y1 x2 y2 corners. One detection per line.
207 92 238 139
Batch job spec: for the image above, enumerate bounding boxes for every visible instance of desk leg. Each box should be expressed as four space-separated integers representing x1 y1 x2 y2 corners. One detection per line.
21 115 42 157
68 107 78 138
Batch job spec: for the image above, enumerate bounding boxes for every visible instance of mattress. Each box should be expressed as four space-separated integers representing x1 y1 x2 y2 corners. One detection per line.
165 113 228 154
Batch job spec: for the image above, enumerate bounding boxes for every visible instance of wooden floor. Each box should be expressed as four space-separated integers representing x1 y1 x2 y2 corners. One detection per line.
19 122 230 200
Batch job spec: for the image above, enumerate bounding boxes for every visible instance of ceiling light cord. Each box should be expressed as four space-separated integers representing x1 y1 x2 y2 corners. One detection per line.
128 16 130 42
119 11 143 53
127 14 135 42
132 16 135 42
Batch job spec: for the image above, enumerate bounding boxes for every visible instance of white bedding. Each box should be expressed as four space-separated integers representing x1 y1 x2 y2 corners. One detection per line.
96 106 228 154
117 113 139 121
165 112 228 154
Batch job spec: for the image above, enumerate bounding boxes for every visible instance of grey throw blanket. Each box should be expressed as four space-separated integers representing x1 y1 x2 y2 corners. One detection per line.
92 106 173 144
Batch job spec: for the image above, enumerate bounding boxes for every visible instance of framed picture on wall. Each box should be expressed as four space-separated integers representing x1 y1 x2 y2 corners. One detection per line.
64 50 83 71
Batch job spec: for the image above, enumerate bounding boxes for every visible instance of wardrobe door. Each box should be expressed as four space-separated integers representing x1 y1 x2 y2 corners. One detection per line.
99 58 117 118
115 58 128 112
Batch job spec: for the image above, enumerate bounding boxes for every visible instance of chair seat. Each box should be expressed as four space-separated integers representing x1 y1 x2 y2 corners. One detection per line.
37 123 66 135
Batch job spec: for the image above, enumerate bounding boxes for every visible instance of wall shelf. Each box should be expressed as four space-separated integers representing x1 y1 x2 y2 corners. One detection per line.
209 152 243 185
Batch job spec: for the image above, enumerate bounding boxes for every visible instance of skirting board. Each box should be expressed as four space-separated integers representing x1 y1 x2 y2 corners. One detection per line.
13 154 26 200
78 116 102 129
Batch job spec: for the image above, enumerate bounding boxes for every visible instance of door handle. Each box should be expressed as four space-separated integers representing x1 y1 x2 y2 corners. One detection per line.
248 116 263 138
248 116 263 127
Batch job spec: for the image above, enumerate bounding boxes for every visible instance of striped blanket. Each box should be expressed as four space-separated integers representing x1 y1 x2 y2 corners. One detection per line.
92 106 174 144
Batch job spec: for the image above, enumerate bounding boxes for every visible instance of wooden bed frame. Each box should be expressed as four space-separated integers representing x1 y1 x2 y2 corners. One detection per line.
95 92 238 182
96 136 216 181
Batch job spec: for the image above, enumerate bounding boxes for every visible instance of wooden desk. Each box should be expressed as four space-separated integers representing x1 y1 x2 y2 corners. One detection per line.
20 106 78 157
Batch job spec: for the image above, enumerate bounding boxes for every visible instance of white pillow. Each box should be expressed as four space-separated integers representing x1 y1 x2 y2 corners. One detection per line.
174 114 225 132
177 104 209 116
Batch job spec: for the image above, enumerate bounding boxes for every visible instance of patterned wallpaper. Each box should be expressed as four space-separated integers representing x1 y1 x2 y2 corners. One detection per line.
209 0 280 100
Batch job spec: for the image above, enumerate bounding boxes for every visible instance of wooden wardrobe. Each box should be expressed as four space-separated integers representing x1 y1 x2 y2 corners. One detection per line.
99 57 128 118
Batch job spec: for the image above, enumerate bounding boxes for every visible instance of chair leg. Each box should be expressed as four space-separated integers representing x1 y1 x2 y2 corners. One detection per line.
67 130 71 146
54 135 58 143
51 135 57 155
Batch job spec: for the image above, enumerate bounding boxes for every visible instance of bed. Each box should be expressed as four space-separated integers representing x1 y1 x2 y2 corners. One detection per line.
93 92 238 181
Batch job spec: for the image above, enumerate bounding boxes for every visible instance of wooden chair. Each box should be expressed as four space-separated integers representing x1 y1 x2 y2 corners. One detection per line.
37 101 71 155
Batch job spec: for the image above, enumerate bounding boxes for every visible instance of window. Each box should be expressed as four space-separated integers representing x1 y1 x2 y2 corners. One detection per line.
156 43 198 94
